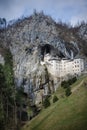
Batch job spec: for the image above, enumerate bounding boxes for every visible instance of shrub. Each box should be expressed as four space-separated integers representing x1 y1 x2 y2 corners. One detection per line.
43 96 50 108
72 76 77 83
61 81 69 88
68 79 73 85
21 111 28 121
61 80 67 87
53 95 59 103
61 77 77 89
65 87 72 97
68 76 77 85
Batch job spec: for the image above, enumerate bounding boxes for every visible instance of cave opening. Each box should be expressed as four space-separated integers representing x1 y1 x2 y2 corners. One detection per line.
40 44 65 61
40 44 52 60
41 44 51 55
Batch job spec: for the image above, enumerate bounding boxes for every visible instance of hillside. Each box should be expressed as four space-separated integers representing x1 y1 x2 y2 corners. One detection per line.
22 76 87 130
0 11 87 130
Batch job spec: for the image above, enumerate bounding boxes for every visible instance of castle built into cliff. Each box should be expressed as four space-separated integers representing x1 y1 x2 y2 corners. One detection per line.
41 53 84 78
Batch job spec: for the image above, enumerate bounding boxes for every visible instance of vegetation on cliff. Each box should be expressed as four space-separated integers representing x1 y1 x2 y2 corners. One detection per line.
0 48 17 130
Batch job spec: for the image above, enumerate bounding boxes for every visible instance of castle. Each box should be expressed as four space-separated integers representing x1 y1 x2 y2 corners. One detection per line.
41 53 84 78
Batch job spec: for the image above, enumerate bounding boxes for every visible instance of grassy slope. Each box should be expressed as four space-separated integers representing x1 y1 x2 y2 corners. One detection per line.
22 76 87 130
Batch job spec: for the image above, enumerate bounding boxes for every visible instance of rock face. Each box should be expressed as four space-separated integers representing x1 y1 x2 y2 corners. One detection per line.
0 12 87 104
0 54 4 65
77 23 87 41
0 47 5 65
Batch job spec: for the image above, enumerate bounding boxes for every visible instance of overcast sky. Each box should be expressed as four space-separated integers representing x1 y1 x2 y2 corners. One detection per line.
0 0 87 26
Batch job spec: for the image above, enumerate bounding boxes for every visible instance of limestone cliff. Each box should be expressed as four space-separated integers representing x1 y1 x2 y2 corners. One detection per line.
0 12 87 104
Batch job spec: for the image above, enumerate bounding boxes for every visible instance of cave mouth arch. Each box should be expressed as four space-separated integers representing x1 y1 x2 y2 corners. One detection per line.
39 44 53 61
41 44 52 56
40 43 65 60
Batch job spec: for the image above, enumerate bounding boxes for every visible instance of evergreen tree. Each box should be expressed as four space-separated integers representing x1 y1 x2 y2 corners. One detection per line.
53 95 59 103
43 96 50 108
0 64 6 130
0 49 17 130
65 87 72 97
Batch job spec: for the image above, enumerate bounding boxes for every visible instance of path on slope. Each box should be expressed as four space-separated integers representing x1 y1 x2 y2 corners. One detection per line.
71 80 84 93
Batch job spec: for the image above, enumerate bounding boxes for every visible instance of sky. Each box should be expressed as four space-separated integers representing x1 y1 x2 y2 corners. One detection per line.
0 0 87 26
